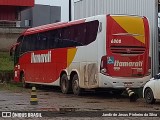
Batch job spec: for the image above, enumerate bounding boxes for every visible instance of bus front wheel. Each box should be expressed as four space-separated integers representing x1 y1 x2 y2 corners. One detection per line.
60 74 70 94
20 73 29 88
72 74 82 95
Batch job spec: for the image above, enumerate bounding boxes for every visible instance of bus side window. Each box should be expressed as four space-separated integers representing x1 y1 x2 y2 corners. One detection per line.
45 20 99 50
61 26 82 48
29 34 37 51
47 31 55 49
73 20 99 46
75 23 86 46
85 20 99 45
37 32 48 50
48 29 61 49
21 35 38 53
60 27 70 48
56 30 63 48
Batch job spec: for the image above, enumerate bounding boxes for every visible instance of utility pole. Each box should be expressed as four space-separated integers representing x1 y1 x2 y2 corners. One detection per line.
69 0 71 21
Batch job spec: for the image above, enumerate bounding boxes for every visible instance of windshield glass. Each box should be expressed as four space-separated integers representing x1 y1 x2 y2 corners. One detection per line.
14 36 23 65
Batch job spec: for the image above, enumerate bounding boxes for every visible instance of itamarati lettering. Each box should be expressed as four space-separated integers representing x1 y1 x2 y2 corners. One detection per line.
114 60 143 67
31 51 51 63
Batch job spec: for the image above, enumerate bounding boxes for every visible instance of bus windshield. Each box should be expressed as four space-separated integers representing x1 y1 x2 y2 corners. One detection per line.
14 36 23 65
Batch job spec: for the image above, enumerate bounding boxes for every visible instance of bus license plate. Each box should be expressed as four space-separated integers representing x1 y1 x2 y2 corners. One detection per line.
123 82 133 87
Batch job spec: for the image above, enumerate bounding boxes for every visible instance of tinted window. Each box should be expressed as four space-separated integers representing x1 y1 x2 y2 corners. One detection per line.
21 34 38 53
47 29 61 49
37 32 48 50
14 36 23 64
48 20 99 49
20 20 99 52
86 20 99 45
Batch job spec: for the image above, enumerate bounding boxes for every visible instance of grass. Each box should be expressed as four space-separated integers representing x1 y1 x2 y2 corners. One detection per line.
0 52 14 72
0 52 30 93
0 82 30 92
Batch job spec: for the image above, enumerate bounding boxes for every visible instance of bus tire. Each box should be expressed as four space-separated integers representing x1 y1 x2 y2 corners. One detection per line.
21 73 29 88
144 87 156 104
60 74 70 94
72 74 82 95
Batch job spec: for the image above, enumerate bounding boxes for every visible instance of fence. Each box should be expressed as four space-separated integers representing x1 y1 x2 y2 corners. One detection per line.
0 20 21 27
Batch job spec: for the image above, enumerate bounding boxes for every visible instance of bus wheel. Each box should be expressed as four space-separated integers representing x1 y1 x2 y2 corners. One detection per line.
144 88 156 104
72 74 82 95
21 73 29 88
60 74 70 94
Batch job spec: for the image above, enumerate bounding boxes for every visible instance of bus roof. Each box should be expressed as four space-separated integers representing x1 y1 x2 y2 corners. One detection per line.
22 19 85 36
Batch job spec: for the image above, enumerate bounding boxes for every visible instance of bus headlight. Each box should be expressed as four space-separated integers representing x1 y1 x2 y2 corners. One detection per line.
15 71 17 77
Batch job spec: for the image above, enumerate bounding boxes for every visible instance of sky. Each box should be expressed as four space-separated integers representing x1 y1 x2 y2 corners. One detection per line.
35 0 69 22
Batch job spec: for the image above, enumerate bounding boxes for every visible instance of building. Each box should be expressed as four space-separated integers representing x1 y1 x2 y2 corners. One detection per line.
0 0 34 51
73 0 159 76
0 0 70 51
0 0 34 27
20 4 61 27
20 0 69 27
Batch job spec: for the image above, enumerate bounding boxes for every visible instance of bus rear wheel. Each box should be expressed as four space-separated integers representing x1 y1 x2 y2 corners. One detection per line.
60 74 70 94
72 74 82 95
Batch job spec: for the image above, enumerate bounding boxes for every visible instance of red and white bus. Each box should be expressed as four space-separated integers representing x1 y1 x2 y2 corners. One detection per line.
11 14 151 95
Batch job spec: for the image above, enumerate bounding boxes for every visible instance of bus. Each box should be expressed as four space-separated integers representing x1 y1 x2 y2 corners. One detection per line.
10 14 151 95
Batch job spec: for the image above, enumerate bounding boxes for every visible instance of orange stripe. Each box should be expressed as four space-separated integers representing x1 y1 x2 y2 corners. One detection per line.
67 48 77 67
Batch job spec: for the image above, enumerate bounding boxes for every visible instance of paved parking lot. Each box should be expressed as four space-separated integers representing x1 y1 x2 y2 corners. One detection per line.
0 86 160 120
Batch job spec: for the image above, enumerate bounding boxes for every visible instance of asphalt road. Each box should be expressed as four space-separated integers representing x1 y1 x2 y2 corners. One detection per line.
0 86 160 120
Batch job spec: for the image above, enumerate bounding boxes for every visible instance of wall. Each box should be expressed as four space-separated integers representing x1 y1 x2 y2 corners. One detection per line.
35 0 69 22
0 6 16 20
74 0 158 76
21 4 61 27
20 9 32 27
0 28 25 51
32 5 51 27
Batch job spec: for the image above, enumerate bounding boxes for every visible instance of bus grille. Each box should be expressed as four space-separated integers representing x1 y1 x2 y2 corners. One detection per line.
110 46 145 54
